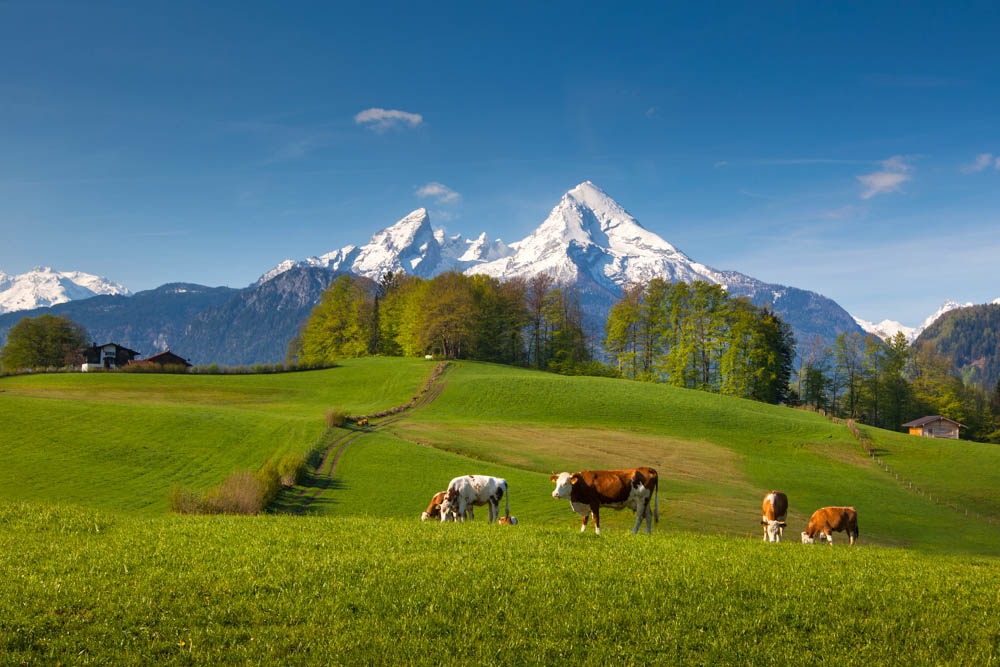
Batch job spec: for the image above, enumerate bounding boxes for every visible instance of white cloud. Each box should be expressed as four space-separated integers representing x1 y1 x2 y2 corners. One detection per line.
416 182 461 204
354 108 423 131
645 107 657 118
714 160 728 167
960 153 996 173
857 155 912 199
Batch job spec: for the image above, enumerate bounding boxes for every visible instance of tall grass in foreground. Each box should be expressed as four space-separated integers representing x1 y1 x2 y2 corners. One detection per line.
1 502 998 665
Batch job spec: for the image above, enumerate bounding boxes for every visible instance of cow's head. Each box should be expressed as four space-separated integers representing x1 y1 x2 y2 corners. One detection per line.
438 489 459 522
550 472 576 499
801 531 815 544
761 519 786 542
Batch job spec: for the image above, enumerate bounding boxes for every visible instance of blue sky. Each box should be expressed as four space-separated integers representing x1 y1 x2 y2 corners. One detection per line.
1 1 998 325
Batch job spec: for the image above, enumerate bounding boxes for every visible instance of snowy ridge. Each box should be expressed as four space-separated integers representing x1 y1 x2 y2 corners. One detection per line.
0 267 129 314
853 298 1000 343
258 208 512 283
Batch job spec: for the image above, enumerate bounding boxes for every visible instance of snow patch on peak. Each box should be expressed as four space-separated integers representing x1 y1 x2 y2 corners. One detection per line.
852 315 917 342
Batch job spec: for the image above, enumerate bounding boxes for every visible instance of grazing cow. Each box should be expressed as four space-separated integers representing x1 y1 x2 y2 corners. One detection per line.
801 507 859 546
439 475 509 523
421 491 473 522
760 491 789 542
550 467 659 535
498 516 518 526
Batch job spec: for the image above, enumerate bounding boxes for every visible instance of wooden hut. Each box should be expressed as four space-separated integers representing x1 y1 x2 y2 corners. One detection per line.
902 416 965 439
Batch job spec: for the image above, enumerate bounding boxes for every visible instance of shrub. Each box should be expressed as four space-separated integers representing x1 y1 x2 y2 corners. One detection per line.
168 486 204 514
277 452 307 487
326 408 349 427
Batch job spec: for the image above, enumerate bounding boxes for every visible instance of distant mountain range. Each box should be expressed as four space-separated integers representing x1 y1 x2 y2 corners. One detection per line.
263 181 865 350
853 298 1000 343
19 181 980 366
0 267 128 314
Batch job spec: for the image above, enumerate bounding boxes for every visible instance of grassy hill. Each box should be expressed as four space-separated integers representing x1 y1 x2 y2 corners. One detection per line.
0 359 431 513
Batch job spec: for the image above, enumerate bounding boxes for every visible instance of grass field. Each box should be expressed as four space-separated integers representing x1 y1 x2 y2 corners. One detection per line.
4 358 1000 663
2 502 998 665
0 359 431 513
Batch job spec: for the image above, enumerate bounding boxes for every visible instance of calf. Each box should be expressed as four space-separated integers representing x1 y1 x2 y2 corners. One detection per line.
760 491 788 542
801 506 859 546
498 516 518 526
550 467 659 535
421 490 473 522
439 475 509 523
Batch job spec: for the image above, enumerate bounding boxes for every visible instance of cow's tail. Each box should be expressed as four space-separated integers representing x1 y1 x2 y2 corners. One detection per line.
504 481 511 519
653 478 659 523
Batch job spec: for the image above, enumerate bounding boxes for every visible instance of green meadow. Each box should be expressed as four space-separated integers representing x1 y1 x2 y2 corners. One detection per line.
0 359 429 513
2 358 1000 664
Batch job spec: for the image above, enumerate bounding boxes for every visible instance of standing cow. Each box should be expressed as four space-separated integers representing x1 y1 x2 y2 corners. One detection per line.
550 467 659 535
421 490 473 522
801 506 859 546
439 475 509 523
760 490 788 542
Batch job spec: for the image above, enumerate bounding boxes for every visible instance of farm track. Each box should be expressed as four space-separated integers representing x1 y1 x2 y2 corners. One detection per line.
282 366 449 513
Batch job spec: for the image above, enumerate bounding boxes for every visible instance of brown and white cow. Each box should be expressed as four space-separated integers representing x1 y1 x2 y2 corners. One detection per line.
549 467 659 535
421 490 474 522
498 516 518 526
439 475 509 523
760 490 788 542
801 506 859 546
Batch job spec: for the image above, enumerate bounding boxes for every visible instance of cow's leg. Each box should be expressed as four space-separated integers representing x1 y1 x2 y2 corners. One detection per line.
644 498 653 534
458 499 467 523
825 530 833 546
592 506 601 535
467 506 474 521
631 500 645 534
489 500 498 523
580 513 588 532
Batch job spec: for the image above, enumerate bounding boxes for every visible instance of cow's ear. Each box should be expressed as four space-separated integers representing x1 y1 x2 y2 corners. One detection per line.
570 475 579 485
779 521 787 527
549 474 558 482
760 519 767 525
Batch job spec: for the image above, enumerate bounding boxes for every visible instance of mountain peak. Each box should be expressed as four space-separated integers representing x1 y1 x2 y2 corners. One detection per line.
0 267 129 314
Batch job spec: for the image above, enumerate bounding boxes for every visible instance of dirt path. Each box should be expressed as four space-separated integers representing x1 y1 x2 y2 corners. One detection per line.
279 363 449 513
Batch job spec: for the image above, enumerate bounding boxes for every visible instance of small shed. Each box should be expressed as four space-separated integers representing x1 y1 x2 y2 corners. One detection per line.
82 343 141 371
902 416 965 439
129 350 192 369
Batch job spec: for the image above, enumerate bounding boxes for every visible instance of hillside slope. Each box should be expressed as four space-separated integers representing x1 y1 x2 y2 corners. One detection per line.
0 358 431 512
915 302 1000 389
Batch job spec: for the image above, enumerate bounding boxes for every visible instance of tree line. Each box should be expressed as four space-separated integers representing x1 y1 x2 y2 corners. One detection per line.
289 271 603 375
797 331 1000 442
603 279 796 404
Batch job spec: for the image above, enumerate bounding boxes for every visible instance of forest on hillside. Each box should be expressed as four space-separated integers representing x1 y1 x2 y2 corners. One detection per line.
915 303 1000 390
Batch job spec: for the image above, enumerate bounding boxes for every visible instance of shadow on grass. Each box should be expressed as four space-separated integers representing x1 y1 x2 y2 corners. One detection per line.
270 472 349 515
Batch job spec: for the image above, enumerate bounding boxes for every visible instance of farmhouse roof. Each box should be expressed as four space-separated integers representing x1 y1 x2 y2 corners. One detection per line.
132 350 192 367
90 342 141 356
902 415 966 429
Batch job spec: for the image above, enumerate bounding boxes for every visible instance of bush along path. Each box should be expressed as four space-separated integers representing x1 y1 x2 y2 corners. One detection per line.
275 362 450 514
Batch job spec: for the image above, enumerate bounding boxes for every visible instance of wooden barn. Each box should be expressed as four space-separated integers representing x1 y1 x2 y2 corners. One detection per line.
81 343 141 371
902 415 965 439
129 350 192 369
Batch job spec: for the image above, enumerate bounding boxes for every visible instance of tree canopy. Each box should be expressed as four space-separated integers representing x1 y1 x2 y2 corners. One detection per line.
0 314 89 371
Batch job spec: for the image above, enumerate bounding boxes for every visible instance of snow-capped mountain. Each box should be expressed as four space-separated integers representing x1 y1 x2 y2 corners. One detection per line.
263 181 860 348
854 298 1000 343
259 208 511 284
0 267 129 314
468 181 727 288
466 182 861 346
